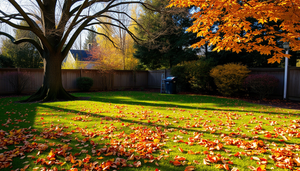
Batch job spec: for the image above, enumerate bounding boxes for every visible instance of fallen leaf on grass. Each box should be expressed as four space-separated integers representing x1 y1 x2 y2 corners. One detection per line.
231 167 240 171
185 166 195 171
247 166 256 171
20 164 30 171
46 150 55 161
170 160 182 166
257 165 266 171
188 150 195 154
251 156 260 161
133 161 141 167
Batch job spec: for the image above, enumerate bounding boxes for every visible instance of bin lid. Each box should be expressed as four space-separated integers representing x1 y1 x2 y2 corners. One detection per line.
166 77 175 80
164 77 176 81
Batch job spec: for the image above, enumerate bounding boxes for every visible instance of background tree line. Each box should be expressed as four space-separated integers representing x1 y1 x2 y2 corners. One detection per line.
1 0 299 70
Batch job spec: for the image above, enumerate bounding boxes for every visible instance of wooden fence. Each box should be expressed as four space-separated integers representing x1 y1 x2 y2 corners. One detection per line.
249 68 284 97
1 67 300 100
249 67 300 100
0 68 148 94
148 69 172 88
146 68 300 100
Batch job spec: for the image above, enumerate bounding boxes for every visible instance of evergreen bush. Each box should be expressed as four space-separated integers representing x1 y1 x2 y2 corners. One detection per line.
171 64 190 92
76 77 94 91
171 60 215 92
187 60 215 92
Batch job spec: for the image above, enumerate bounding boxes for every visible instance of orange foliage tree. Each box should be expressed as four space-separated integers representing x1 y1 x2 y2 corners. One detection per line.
168 0 300 63
88 45 123 71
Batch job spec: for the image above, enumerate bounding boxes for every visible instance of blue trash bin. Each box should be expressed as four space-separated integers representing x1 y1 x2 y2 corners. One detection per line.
164 77 177 94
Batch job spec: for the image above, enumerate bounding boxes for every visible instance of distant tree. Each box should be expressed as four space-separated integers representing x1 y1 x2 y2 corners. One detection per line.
91 6 140 71
1 21 42 68
83 26 97 50
0 54 14 68
134 0 199 70
124 17 140 70
90 23 123 71
89 46 123 71
116 5 140 70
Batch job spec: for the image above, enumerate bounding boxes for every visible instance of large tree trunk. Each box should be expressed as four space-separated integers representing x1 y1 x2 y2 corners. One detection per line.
21 52 77 102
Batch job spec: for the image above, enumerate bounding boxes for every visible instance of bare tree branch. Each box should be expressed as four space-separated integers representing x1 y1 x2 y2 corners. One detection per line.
0 15 31 30
35 0 45 11
61 0 118 55
61 0 153 54
57 0 90 51
93 15 142 42
56 0 72 32
0 8 42 27
84 27 118 48
0 10 24 21
104 10 149 37
0 31 43 56
8 0 43 36
5 0 52 51
69 0 112 16
2 0 155 60
87 20 142 43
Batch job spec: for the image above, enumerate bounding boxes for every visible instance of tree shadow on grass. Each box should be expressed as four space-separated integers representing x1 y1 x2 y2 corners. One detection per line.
29 103 207 171
0 96 38 131
1 93 295 171
82 91 299 116
39 102 295 147
36 102 296 171
0 96 41 170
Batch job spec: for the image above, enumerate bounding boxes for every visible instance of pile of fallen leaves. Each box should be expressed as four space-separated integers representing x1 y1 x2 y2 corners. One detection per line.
0 124 169 170
1 118 299 171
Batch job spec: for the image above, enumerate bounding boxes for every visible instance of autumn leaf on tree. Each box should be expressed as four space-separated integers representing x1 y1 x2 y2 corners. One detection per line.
168 0 300 63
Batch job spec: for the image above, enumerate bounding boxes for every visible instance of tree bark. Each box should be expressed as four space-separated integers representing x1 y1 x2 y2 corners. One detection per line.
21 52 77 102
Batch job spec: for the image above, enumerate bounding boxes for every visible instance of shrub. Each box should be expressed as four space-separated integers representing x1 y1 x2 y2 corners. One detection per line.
187 60 215 92
171 64 190 92
171 60 215 92
210 63 250 96
244 74 279 99
76 77 94 91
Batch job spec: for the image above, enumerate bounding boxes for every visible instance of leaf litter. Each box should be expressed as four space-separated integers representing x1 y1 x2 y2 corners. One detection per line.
0 92 300 171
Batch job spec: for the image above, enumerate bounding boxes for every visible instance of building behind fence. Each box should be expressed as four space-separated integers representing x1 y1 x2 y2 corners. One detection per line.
0 68 299 100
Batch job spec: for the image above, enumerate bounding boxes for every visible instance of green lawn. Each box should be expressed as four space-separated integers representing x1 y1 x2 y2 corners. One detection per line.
0 91 299 171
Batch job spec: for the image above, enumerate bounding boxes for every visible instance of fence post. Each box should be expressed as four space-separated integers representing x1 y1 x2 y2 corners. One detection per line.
17 68 20 93
287 67 290 99
112 71 114 90
133 70 136 88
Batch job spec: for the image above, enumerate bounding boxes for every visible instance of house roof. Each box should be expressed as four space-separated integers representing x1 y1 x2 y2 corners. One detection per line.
70 50 95 61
